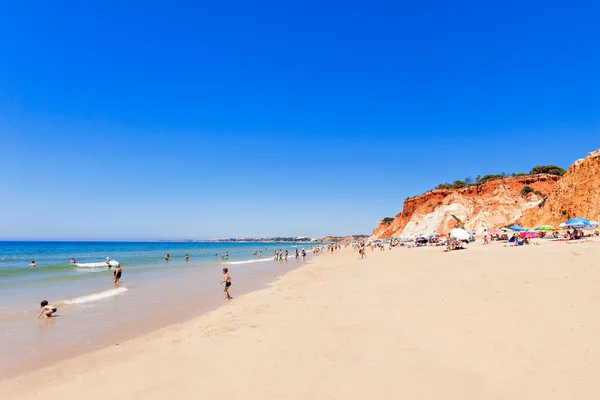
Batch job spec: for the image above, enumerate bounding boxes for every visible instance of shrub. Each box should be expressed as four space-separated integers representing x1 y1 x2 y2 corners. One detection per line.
478 174 504 184
521 186 534 196
529 165 566 176
382 217 395 225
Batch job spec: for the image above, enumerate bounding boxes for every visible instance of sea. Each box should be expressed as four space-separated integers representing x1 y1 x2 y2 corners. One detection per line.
0 241 318 378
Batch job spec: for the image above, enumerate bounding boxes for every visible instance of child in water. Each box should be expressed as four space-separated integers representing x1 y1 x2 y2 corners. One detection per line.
221 268 232 300
38 300 57 318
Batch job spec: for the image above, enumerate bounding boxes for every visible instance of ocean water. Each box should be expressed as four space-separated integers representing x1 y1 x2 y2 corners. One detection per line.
0 241 317 377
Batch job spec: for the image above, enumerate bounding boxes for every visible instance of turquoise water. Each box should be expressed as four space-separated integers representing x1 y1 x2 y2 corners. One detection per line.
0 241 309 307
0 241 317 376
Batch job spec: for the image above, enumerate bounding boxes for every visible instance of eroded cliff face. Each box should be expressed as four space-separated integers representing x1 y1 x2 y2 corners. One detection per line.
371 174 560 239
519 150 600 227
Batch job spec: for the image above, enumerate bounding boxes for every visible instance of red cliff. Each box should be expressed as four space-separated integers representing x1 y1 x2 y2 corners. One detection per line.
519 149 600 227
372 149 600 239
372 175 560 239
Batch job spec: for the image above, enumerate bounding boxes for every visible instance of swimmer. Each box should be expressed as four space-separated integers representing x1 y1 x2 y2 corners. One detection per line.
70 258 76 264
105 257 112 269
221 268 232 300
259 251 262 259
28 260 37 268
113 263 122 286
185 254 189 262
38 300 57 318
165 253 170 261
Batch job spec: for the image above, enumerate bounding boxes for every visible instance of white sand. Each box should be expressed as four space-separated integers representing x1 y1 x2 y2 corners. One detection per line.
2 241 600 399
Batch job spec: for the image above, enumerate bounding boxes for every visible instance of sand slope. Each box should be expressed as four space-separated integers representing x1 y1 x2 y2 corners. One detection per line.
2 242 600 399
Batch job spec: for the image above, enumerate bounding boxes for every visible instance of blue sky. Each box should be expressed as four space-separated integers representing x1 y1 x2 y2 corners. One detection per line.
1 0 599 240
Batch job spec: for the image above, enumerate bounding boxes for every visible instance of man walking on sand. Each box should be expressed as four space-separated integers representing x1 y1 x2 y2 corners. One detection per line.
221 268 232 300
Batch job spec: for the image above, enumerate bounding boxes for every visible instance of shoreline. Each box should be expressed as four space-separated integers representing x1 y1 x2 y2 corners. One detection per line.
0 252 314 380
3 242 600 399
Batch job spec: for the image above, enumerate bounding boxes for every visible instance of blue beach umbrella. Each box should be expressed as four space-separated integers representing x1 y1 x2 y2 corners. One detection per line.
564 218 591 227
509 225 526 232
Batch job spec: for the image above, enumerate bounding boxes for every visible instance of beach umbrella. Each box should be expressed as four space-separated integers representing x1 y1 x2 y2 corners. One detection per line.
449 228 470 241
509 225 526 232
490 229 503 234
427 233 436 237
520 231 540 239
535 225 555 231
375 239 382 242
562 218 592 229
564 218 591 226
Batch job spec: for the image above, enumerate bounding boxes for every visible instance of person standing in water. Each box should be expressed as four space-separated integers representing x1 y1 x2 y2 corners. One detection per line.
28 260 36 268
38 300 57 318
221 268 232 300
165 253 170 261
70 258 76 264
185 254 189 262
284 250 289 262
113 263 122 286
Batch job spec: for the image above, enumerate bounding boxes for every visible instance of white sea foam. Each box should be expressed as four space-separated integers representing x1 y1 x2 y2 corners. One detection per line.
225 258 274 265
63 287 128 305
75 260 119 268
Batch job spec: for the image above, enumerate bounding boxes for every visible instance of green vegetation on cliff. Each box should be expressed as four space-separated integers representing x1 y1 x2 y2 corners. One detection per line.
432 165 565 191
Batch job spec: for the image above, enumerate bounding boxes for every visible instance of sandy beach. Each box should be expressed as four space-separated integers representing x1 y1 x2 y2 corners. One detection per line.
2 241 600 399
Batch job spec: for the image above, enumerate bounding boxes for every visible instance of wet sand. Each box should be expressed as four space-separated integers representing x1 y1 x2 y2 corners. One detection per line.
0 257 304 378
2 241 600 399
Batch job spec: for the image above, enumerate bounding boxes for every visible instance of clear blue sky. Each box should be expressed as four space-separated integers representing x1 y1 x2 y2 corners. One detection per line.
1 1 599 240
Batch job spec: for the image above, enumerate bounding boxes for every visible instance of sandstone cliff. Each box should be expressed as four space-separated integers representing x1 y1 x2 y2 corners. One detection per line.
519 150 600 227
372 149 600 239
372 175 560 239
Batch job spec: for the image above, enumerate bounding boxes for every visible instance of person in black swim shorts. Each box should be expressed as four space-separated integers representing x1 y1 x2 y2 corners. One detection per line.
38 300 57 318
221 268 232 300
